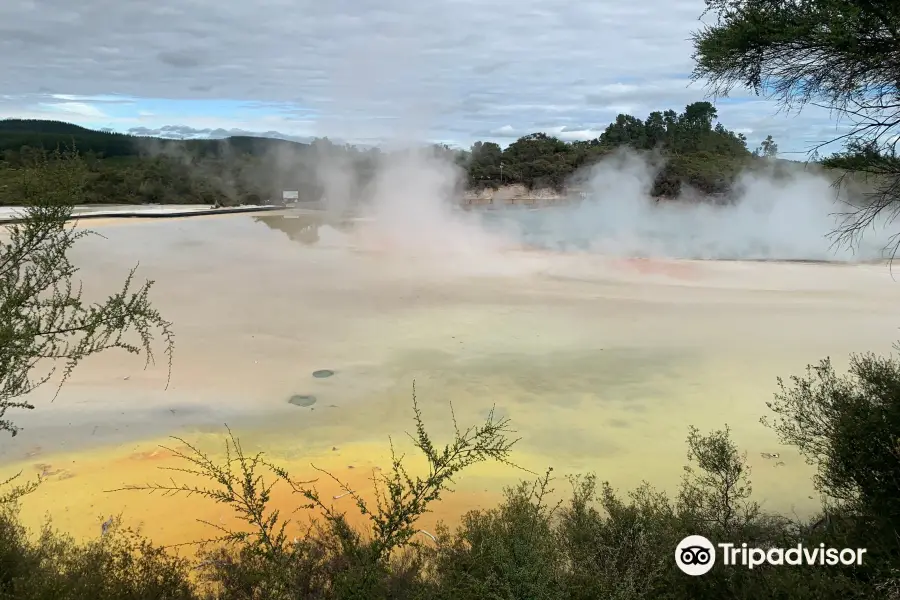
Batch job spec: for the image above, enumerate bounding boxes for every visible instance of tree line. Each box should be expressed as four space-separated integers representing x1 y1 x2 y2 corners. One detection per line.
0 102 781 206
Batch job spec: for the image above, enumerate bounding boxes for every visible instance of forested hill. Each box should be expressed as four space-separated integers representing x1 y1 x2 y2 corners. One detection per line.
0 103 791 205
0 119 310 160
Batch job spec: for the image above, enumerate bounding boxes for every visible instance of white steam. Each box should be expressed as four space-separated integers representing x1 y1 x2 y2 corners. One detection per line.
313 147 538 278
308 145 891 265
512 151 890 261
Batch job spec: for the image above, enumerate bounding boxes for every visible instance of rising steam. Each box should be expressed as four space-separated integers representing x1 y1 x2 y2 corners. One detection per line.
140 124 891 265
310 145 891 265
509 151 890 262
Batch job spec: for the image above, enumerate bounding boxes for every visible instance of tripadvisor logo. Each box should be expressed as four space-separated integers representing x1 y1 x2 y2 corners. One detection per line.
676 535 716 576
675 535 867 575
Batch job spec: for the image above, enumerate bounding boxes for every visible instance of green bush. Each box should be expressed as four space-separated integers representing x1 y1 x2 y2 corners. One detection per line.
764 353 900 585
0 507 196 600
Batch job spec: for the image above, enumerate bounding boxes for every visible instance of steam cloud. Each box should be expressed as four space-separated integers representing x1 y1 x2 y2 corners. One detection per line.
510 151 890 262
310 145 891 265
141 130 892 267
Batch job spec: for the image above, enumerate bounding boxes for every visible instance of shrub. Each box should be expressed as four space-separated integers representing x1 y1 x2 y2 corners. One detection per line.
763 352 900 584
430 470 564 600
117 389 518 599
0 507 196 600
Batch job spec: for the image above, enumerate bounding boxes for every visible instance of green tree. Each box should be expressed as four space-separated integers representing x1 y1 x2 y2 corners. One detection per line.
599 114 647 148
754 135 778 158
644 111 668 148
691 0 900 248
681 101 717 130
468 141 504 187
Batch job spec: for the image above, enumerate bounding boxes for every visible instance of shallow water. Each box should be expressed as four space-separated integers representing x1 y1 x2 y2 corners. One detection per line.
2 210 899 545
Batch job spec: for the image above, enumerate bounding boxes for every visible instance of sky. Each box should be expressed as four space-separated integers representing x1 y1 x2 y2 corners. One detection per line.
0 0 851 154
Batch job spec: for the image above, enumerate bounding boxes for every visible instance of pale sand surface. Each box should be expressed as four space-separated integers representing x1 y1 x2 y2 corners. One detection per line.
0 204 275 221
2 212 899 545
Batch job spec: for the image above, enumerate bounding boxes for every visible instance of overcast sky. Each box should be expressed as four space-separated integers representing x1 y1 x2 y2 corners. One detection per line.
0 0 849 153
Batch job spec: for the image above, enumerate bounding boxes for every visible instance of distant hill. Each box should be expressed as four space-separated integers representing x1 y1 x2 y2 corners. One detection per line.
0 118 141 158
0 119 99 135
0 119 357 206
0 118 311 159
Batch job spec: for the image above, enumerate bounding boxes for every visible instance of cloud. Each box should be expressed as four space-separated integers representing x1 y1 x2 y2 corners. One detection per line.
125 124 315 143
485 124 604 142
36 101 108 119
157 50 204 69
489 125 519 138
0 0 850 152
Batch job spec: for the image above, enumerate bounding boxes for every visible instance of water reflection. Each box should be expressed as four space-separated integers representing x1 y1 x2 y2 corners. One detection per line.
255 214 323 245
254 213 361 246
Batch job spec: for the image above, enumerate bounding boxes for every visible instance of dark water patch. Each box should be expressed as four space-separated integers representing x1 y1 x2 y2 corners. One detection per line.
254 214 358 246
313 369 335 379
255 215 322 245
288 394 317 407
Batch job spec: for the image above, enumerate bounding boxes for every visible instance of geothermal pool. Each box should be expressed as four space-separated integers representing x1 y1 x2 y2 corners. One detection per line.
1 208 899 546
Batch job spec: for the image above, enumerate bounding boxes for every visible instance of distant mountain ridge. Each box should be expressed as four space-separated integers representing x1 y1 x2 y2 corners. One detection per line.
0 118 312 158
125 124 317 144
0 119 100 135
